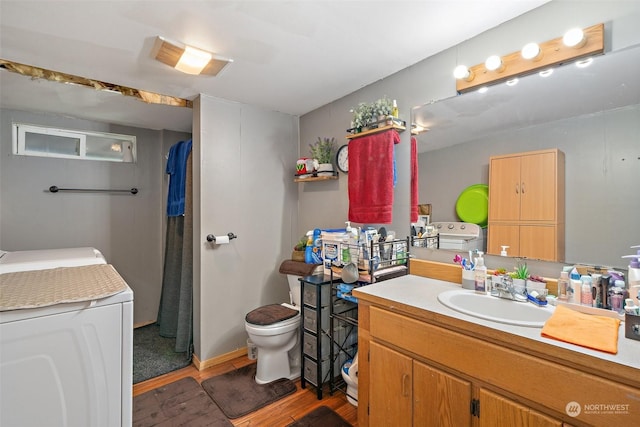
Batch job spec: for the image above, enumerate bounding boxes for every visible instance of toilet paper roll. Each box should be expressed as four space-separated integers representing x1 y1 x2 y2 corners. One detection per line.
214 235 230 244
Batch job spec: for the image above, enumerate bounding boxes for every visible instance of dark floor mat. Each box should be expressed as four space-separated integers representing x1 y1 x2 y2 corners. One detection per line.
133 323 191 384
201 363 297 419
132 377 232 427
287 405 352 427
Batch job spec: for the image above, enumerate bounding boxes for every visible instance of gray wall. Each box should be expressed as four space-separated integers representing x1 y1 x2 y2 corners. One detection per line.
299 1 640 264
0 108 190 325
192 94 299 362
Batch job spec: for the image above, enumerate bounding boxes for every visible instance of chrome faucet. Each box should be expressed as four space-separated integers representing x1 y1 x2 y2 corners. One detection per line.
491 275 528 302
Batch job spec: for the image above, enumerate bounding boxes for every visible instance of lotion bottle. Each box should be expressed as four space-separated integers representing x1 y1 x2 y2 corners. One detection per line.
474 252 487 294
557 271 569 301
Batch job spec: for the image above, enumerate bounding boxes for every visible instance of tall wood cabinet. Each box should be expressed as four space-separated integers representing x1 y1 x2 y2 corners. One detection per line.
487 148 565 261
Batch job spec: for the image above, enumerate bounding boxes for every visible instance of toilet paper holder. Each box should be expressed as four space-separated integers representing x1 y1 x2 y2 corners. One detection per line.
206 232 238 243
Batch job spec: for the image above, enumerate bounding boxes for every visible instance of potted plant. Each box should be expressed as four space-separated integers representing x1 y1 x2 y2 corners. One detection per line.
309 137 337 173
526 274 547 292
373 96 393 125
511 263 529 290
292 235 307 262
351 102 374 132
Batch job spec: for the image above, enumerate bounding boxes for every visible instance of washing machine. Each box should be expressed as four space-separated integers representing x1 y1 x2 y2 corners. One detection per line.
431 221 486 252
0 265 133 427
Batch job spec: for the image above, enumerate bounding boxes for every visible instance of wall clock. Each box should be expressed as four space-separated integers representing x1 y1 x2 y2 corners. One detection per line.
336 144 349 173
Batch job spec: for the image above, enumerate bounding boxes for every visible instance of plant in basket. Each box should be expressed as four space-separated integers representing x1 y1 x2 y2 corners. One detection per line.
292 235 307 262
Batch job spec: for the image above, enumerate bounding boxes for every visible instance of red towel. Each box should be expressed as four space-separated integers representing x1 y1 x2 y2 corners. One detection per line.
348 130 400 224
410 136 419 223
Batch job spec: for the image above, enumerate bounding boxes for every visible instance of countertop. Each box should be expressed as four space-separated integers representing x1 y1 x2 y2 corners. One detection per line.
353 274 640 373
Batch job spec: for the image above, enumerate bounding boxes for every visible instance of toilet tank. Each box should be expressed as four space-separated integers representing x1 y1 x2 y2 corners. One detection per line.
287 275 302 307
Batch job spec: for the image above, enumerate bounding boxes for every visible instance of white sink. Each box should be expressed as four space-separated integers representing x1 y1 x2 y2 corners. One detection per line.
437 289 555 328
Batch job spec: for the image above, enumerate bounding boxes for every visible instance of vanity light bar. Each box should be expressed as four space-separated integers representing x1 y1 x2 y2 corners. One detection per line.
455 23 604 94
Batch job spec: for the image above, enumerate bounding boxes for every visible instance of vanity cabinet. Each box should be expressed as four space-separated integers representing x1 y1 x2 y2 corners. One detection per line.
487 148 565 261
356 302 638 426
369 341 472 426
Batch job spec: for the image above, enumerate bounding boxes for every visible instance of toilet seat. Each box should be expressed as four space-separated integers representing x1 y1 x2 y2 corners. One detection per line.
245 304 299 328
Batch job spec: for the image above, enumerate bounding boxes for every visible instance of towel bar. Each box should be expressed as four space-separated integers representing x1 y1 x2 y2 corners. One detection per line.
49 185 138 194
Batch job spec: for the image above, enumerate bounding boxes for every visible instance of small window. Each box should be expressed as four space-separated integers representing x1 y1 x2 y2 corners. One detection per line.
12 123 136 163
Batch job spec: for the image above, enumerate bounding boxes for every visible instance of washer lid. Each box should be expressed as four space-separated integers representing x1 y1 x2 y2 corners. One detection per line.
455 184 489 227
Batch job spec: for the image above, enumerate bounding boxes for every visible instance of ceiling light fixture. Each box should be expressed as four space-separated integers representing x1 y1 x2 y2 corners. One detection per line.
455 23 603 94
521 42 542 61
563 28 587 48
153 36 233 76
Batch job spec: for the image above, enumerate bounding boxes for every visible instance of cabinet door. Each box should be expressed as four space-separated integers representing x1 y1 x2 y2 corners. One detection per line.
413 360 472 427
479 388 562 427
520 152 557 221
489 156 521 221
519 225 557 261
487 224 520 257
369 342 412 427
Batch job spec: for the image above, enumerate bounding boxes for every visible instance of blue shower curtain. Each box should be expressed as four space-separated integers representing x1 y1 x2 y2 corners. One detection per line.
157 140 193 354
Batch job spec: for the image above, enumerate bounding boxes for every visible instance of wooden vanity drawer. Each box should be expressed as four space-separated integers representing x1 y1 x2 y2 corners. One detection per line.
369 306 640 425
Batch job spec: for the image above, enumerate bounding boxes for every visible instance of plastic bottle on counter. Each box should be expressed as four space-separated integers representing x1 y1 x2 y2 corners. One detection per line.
580 275 593 306
569 267 581 304
557 271 569 301
392 99 399 118
474 252 487 294
610 281 626 314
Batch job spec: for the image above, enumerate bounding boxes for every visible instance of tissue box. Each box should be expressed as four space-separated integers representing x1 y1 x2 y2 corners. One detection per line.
625 313 640 341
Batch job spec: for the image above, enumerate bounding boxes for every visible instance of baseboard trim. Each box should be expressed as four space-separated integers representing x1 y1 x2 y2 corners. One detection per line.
193 347 248 371
133 320 156 329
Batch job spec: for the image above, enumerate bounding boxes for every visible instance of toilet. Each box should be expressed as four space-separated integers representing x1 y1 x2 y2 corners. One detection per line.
245 260 320 384
341 352 359 406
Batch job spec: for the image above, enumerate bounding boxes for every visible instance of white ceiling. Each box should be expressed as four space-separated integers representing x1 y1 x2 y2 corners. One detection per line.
0 0 549 132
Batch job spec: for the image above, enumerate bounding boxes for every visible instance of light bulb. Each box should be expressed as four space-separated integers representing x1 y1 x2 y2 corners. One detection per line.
453 65 473 81
563 28 586 48
485 55 504 72
521 42 542 60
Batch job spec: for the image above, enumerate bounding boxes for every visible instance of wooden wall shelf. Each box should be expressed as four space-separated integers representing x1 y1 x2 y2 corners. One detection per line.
345 123 406 140
294 172 339 183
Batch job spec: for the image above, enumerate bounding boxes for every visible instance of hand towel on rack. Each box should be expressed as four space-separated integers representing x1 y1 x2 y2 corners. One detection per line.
410 136 419 223
348 130 400 224
166 139 192 217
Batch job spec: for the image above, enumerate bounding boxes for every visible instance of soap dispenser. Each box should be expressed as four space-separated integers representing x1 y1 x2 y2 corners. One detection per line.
474 252 487 294
500 246 509 257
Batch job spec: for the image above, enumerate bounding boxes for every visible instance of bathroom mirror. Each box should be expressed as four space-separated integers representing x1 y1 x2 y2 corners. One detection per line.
412 44 640 269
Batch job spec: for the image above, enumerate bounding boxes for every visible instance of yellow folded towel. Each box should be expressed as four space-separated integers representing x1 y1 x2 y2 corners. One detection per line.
541 305 621 354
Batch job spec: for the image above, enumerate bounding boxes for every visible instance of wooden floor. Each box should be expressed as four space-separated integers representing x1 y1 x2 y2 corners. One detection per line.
133 355 358 426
